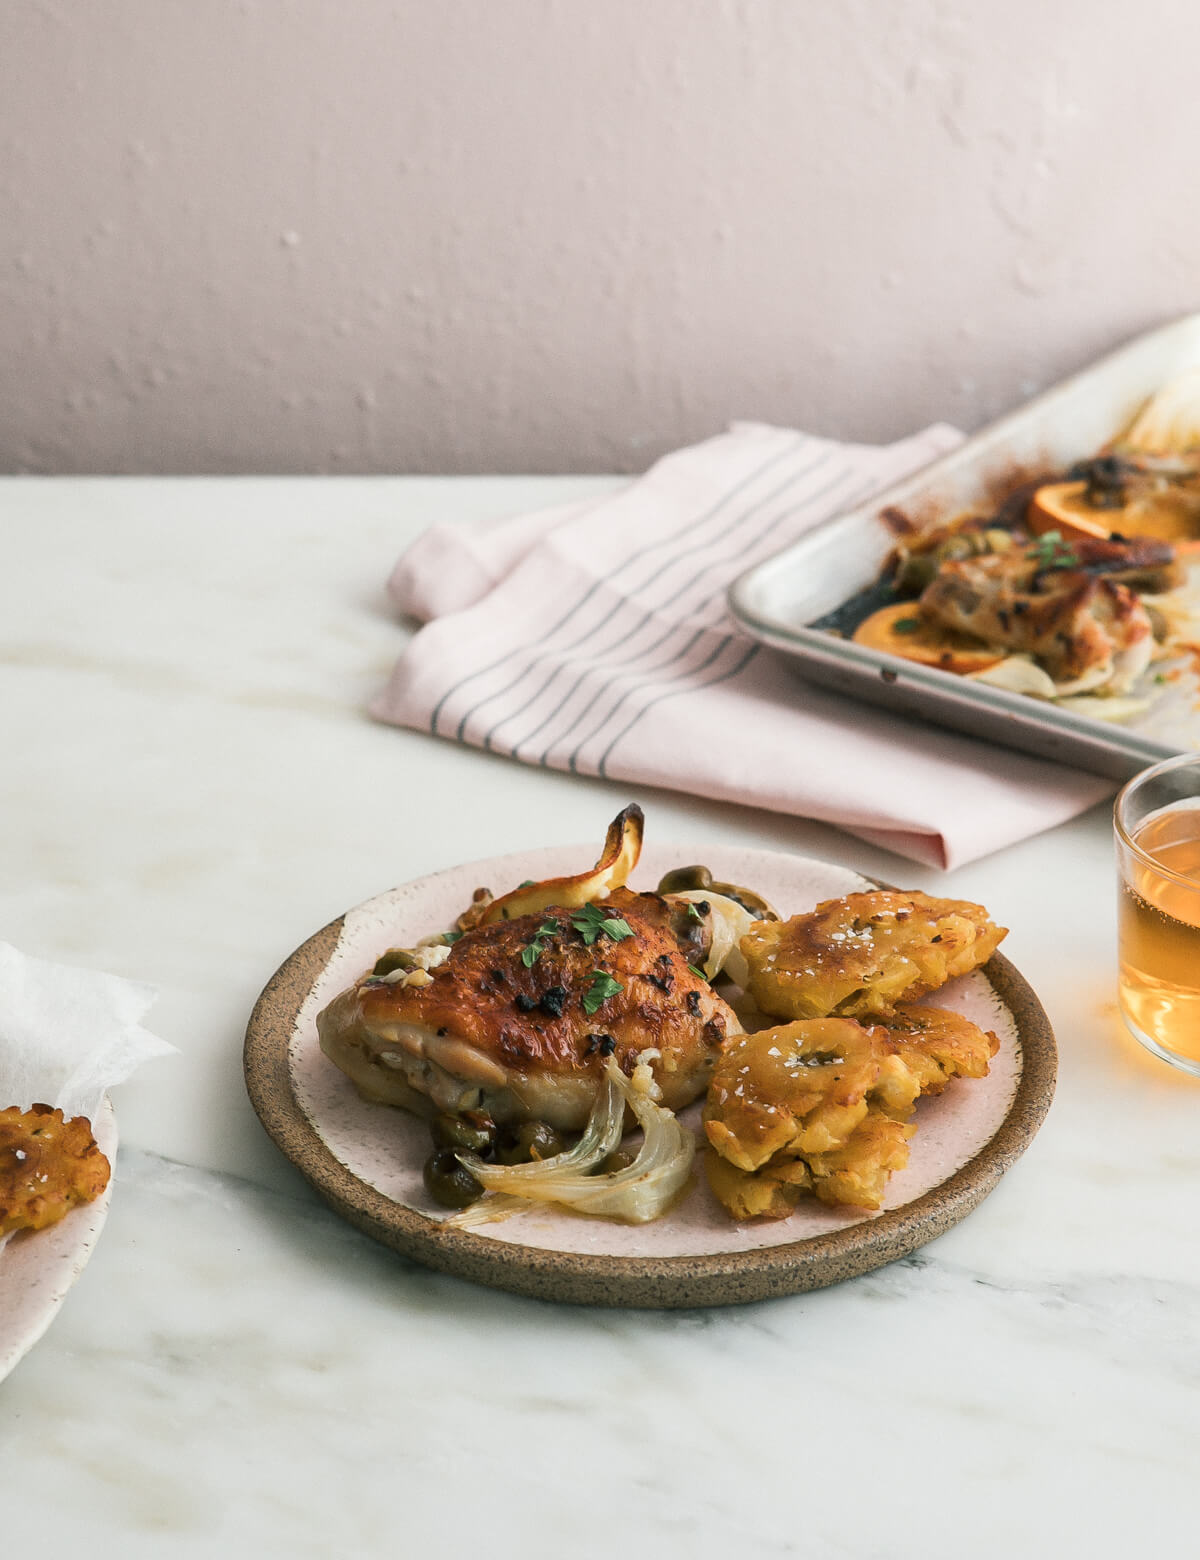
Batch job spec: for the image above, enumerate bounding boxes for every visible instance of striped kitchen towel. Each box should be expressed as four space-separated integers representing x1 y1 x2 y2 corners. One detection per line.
372 423 1110 868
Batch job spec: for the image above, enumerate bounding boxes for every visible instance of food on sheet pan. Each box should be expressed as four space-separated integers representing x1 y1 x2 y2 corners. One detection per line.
318 810 1006 1225
0 1104 111 1237
845 369 1200 726
850 600 1005 674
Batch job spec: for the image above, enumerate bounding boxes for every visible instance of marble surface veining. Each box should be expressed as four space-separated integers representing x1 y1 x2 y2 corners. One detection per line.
1 478 1198 1558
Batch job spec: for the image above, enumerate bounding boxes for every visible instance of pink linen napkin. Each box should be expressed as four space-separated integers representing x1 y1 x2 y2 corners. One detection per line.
372 423 1111 868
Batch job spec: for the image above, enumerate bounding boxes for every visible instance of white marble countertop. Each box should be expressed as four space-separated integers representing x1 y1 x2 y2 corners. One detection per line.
2 477 1197 1557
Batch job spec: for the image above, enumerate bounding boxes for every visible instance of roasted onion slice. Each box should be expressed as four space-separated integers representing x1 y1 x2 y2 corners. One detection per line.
665 890 756 985
480 805 644 925
453 1055 695 1225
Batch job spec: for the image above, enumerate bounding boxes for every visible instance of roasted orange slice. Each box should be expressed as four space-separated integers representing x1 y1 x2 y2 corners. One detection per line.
1029 480 1200 545
1026 482 1115 543
852 602 1003 674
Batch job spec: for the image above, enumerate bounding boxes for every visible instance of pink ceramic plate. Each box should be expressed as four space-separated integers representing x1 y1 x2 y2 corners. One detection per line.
0 1097 117 1382
245 844 1055 1307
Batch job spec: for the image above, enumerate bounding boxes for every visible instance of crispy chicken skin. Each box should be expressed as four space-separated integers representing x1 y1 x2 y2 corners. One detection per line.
317 889 741 1130
918 544 1164 694
740 891 1007 1022
0 1104 111 1236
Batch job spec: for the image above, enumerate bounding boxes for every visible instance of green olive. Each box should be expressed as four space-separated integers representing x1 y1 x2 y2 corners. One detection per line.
423 1149 484 1209
496 1121 567 1165
894 553 937 592
597 1148 637 1175
372 947 419 977
658 865 778 922
656 865 714 895
430 1110 498 1156
940 534 976 562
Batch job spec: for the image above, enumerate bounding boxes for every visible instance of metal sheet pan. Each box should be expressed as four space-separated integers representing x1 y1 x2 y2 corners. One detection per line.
728 313 1200 780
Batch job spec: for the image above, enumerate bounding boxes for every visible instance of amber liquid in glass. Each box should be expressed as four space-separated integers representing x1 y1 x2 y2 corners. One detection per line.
1119 802 1200 1063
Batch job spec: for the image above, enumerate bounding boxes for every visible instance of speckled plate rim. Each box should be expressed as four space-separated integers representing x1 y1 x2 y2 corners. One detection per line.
244 862 1056 1309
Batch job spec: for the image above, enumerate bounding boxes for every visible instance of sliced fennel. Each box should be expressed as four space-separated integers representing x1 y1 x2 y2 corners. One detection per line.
454 1055 696 1225
1121 368 1200 456
665 889 755 985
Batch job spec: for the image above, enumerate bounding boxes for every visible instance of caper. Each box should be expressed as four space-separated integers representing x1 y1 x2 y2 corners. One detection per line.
423 1149 484 1209
894 553 937 592
372 947 419 977
656 865 714 895
496 1120 567 1165
597 1148 637 1175
668 900 713 955
939 534 975 562
430 1110 498 1156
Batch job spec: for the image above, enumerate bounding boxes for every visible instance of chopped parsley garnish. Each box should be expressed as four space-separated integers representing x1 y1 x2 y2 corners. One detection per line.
441 930 464 944
687 964 708 981
686 902 704 921
1027 530 1078 571
517 879 535 888
892 617 921 634
571 901 634 946
520 919 561 967
582 970 624 1014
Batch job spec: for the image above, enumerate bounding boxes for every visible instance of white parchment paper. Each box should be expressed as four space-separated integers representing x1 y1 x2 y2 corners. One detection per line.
0 941 175 1122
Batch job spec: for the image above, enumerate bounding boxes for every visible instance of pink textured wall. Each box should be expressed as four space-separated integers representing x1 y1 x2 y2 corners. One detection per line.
1 0 1197 474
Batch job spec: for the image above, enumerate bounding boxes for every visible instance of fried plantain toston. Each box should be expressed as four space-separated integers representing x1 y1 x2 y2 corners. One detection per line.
702 1018 923 1216
702 1003 999 1220
740 890 1007 1022
0 1104 111 1236
704 1148 812 1222
883 1002 1000 1095
803 1112 915 1210
702 1017 919 1175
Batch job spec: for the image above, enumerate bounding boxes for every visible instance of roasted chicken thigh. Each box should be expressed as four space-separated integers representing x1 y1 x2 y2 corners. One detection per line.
318 888 741 1131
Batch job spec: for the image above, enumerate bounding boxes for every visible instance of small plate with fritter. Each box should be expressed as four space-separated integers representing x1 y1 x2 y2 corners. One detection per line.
244 844 1055 1308
0 1098 117 1382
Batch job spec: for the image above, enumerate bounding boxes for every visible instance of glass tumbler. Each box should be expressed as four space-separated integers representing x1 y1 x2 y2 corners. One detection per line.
1115 753 1200 1075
